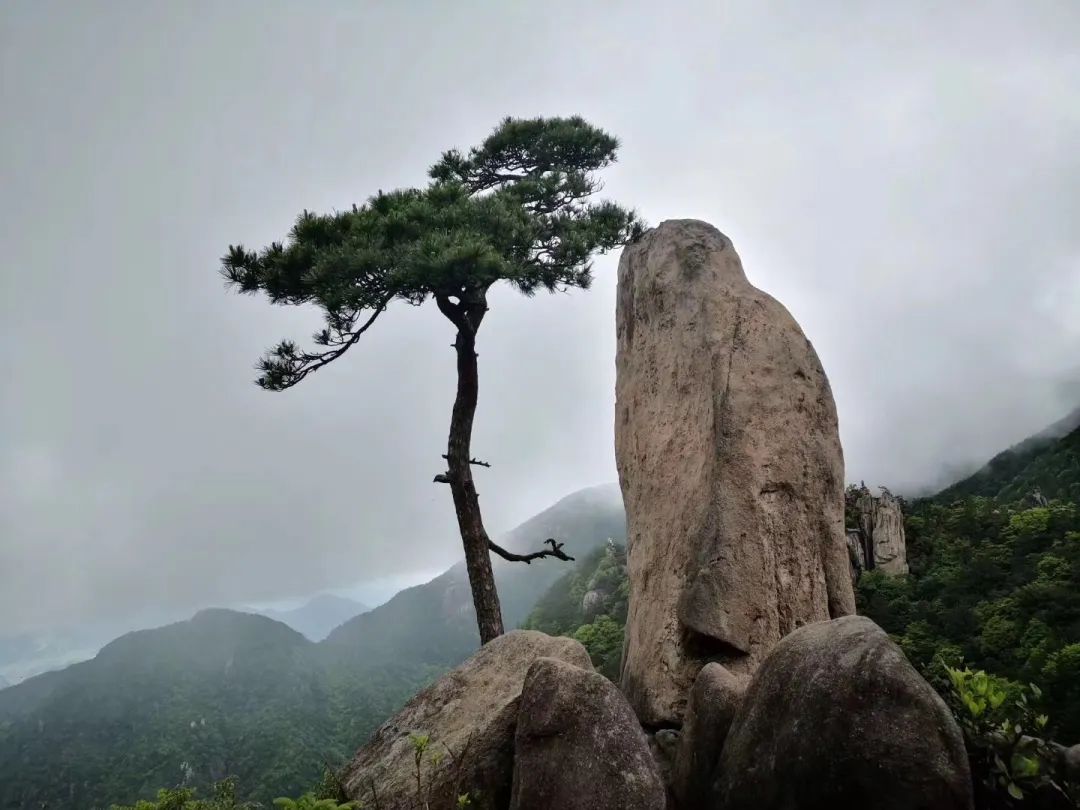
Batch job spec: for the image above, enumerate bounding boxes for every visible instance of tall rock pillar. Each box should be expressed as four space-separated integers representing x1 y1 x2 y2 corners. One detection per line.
615 220 856 726
852 485 909 576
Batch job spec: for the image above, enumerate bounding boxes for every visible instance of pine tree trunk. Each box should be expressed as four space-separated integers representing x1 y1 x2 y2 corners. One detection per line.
446 321 505 644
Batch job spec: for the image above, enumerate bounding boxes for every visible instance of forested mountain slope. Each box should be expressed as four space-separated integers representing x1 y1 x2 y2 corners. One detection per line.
937 407 1080 503
324 483 625 667
0 485 625 809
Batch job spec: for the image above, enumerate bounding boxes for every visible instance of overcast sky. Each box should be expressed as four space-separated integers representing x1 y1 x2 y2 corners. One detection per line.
2 2 1079 634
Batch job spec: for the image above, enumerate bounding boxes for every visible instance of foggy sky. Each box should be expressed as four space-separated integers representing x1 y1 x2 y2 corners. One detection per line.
3 2 1079 634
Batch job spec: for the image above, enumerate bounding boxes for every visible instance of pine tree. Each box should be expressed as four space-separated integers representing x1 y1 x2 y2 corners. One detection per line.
222 116 638 643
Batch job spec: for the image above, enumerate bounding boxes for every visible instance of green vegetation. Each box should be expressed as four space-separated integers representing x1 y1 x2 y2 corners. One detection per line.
939 666 1078 808
222 115 637 644
272 795 356 810
855 422 1080 807
108 776 358 810
403 732 471 809
0 487 625 810
937 421 1080 503
524 422 1080 803
857 497 1080 744
5 420 1079 809
522 541 628 679
110 777 259 810
0 610 434 809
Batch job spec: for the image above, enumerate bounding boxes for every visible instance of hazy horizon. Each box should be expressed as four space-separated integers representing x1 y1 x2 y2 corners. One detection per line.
3 2 1079 635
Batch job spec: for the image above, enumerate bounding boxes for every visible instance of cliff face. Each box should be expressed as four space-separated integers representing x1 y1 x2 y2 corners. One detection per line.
848 485 909 576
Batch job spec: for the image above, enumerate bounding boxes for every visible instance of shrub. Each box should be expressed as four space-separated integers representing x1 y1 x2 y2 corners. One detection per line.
942 666 1078 808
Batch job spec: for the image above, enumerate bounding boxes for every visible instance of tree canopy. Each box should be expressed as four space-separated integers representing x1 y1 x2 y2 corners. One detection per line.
221 116 638 391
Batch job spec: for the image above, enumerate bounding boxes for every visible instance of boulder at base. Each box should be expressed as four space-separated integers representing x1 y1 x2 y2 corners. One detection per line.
671 662 748 808
343 630 592 810
714 615 974 810
510 657 666 810
615 219 855 726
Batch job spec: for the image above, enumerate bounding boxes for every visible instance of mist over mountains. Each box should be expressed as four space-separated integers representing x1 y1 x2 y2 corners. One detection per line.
0 484 625 809
1 407 1079 807
253 594 369 642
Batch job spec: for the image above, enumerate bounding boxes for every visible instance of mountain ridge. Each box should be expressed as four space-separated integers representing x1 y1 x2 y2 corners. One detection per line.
936 405 1080 503
0 484 626 809
255 594 370 641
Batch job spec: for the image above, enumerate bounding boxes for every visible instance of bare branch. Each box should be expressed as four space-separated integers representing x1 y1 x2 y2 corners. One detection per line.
441 454 491 468
488 537 575 564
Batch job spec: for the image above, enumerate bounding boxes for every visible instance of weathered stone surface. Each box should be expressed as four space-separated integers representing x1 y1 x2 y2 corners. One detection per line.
510 657 666 810
871 489 908 574
846 528 866 585
646 728 681 809
714 615 973 810
1064 744 1080 779
581 589 605 620
615 219 856 725
343 630 592 810
672 663 748 808
850 484 909 576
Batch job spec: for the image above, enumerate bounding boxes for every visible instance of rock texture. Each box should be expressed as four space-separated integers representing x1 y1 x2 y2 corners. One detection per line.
1063 744 1080 779
671 663 748 808
870 489 908 573
343 630 592 810
510 657 666 810
850 484 909 576
615 219 856 725
846 528 866 585
714 615 973 810
581 589 605 620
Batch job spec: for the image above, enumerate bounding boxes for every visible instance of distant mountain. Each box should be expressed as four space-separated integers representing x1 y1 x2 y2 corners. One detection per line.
257 594 369 641
323 483 626 667
0 484 626 809
936 405 1080 503
0 594 368 686
0 609 429 810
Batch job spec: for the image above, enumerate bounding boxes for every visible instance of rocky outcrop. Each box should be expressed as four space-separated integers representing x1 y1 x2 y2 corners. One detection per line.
714 615 973 810
671 663 748 808
343 630 592 810
615 219 856 725
581 589 605 620
871 489 908 573
1063 744 1080 780
510 657 665 810
849 484 909 576
846 528 866 584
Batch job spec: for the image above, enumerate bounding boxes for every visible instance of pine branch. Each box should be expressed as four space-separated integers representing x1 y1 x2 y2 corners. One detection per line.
255 295 392 390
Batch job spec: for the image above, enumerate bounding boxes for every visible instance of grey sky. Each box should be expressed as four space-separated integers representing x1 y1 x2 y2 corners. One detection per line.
2 2 1078 633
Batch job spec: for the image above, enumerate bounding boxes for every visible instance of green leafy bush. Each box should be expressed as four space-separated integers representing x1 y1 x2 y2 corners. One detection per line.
111 777 258 810
858 496 1080 743
941 666 1078 808
523 541 629 680
573 615 625 680
273 794 357 809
